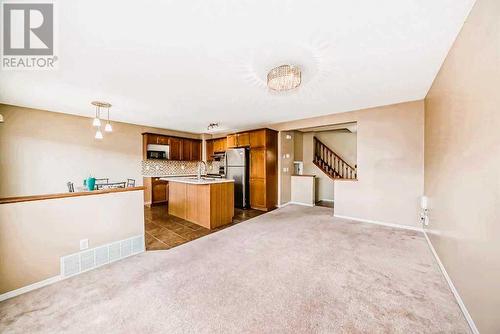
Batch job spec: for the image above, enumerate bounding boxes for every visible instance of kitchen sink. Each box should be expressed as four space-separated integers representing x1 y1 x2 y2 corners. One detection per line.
186 177 219 181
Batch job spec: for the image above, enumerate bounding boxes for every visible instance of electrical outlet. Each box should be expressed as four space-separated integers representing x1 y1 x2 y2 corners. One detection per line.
80 239 89 250
420 210 430 226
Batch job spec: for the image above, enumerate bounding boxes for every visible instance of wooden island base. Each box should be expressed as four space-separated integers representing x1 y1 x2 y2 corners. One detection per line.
168 180 234 230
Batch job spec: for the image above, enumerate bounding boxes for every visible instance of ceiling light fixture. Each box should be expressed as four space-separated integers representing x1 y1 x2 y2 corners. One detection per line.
92 106 101 127
207 122 219 131
91 101 112 139
95 128 103 140
104 104 113 132
267 65 301 91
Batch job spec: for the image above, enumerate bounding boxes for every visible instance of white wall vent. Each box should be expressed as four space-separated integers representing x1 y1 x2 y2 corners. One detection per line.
62 254 80 277
80 250 96 272
95 245 109 267
121 238 133 258
109 241 121 262
60 235 144 278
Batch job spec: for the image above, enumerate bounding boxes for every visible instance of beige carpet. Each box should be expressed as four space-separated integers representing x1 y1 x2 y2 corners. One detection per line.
0 205 470 333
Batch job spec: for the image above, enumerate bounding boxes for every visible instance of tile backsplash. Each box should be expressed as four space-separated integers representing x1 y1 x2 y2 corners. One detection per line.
141 160 222 177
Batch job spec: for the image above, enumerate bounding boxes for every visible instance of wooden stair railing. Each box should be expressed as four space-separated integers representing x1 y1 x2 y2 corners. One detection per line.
313 137 357 180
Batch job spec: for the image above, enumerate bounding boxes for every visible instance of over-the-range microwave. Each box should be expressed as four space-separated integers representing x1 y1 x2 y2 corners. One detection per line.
146 144 170 160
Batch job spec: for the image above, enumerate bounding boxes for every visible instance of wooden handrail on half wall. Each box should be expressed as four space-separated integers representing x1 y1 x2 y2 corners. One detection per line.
313 137 357 180
0 186 145 205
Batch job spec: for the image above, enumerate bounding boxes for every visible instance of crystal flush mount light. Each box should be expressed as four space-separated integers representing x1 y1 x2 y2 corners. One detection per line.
267 65 301 91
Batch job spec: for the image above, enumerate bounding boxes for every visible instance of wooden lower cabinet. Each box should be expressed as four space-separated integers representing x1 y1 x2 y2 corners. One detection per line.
143 177 168 207
168 181 187 217
168 181 234 229
250 178 266 209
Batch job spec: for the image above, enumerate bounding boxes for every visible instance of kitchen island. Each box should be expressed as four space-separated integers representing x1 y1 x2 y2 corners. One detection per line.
162 177 234 230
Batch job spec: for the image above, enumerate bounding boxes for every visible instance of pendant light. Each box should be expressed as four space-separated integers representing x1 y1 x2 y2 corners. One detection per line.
104 105 112 132
95 127 103 139
91 101 112 139
92 105 101 127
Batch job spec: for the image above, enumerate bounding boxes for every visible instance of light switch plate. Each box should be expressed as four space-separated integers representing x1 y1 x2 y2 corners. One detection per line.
80 239 89 250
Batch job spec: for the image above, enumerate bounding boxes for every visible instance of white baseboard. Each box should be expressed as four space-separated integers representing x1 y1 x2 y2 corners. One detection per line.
333 214 423 232
318 199 334 202
423 231 479 334
0 275 62 302
289 201 315 207
279 201 315 208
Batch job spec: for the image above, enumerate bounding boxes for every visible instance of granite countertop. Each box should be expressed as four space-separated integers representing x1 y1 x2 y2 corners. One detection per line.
160 176 234 185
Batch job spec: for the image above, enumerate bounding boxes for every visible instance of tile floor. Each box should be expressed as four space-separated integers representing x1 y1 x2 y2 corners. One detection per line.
144 205 264 250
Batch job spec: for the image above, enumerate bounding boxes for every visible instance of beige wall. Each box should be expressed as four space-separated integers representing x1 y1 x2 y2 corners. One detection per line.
299 130 357 202
273 100 424 228
293 131 303 161
0 104 200 198
290 176 315 206
424 0 500 332
279 131 295 204
0 189 145 294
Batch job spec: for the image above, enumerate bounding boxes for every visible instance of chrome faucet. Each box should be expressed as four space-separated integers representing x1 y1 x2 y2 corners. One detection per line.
197 161 207 180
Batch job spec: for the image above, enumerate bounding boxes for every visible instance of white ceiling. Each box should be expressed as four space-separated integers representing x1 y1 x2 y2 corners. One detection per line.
0 0 475 134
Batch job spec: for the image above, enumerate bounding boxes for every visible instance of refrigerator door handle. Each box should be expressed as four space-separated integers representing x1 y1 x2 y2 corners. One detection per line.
242 165 246 207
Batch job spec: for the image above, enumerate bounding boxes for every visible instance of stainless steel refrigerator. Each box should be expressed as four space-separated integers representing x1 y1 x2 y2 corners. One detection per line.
225 148 249 208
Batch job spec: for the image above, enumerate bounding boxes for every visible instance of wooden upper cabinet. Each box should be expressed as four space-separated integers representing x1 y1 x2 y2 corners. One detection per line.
212 139 220 153
143 133 202 161
250 129 266 148
191 140 201 161
213 138 227 153
220 138 227 152
250 148 266 179
206 140 214 161
227 132 249 148
236 133 250 147
169 137 182 160
227 134 237 148
146 134 159 145
157 136 169 145
181 139 192 161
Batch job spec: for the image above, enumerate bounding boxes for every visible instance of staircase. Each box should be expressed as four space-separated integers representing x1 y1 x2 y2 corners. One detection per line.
313 137 357 180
